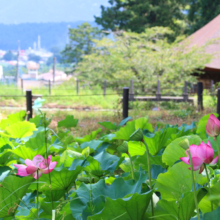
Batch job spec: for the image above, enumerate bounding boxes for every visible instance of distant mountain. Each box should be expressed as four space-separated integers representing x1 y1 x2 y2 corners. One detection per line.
0 21 96 51
0 0 109 24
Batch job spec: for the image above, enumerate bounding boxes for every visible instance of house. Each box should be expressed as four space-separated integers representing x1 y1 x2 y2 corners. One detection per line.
22 61 40 79
38 69 71 82
186 14 220 88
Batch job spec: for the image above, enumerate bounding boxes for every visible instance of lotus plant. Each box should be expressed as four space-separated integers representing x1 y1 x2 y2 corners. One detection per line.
180 141 218 173
206 114 220 137
14 155 57 219
206 114 220 168
14 155 57 179
181 141 218 212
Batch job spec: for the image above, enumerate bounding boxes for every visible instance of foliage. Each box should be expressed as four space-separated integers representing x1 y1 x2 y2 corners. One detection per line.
62 22 102 66
1 51 17 61
76 27 212 94
28 53 41 63
95 0 188 35
187 0 220 34
2 65 17 77
1 110 220 219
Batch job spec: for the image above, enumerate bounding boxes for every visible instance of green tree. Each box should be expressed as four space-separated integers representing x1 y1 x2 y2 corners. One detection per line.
28 53 41 63
62 22 102 66
95 0 188 35
2 51 17 61
187 0 220 33
76 27 212 94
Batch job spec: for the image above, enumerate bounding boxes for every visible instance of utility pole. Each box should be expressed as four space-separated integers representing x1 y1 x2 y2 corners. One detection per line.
16 40 20 86
53 57 56 83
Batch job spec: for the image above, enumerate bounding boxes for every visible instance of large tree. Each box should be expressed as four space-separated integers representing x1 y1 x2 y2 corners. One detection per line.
62 22 102 66
75 27 212 94
95 0 188 35
2 51 17 61
187 0 220 33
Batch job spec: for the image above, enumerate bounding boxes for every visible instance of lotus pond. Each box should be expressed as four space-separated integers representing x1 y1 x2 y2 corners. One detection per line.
1 111 220 220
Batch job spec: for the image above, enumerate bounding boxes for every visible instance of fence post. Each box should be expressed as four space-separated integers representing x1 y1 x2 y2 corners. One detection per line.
197 82 203 111
217 89 220 120
183 81 188 101
211 80 214 94
76 79 79 95
21 79 23 95
49 80 51 95
123 87 129 119
26 90 32 120
104 80 107 96
156 80 161 100
130 79 135 100
53 57 56 83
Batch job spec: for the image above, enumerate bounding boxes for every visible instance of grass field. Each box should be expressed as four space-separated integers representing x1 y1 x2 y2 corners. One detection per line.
0 81 217 137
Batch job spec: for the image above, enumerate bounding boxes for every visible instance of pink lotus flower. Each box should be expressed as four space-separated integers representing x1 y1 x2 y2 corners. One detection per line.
180 141 218 173
206 114 220 137
14 155 57 179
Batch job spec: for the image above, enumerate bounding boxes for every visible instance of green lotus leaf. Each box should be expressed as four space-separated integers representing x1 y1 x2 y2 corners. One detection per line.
80 140 103 151
58 115 78 128
74 128 102 144
88 191 153 220
155 162 195 201
203 206 220 219
118 116 132 127
134 117 153 131
154 189 207 220
117 141 128 153
3 121 36 139
98 121 118 130
199 181 220 213
0 111 26 130
0 176 34 218
115 120 136 140
128 141 145 156
116 117 153 141
162 135 202 167
83 156 104 177
12 144 46 160
39 166 83 192
0 167 11 181
129 128 144 141
70 175 148 219
93 150 123 173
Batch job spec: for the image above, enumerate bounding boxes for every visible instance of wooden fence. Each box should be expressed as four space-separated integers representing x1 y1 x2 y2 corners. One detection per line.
24 81 217 120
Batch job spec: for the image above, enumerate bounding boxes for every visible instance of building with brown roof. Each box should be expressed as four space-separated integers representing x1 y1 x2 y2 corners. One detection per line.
187 14 220 88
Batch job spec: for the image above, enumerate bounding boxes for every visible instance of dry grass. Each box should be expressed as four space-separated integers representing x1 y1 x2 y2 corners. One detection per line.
0 104 215 137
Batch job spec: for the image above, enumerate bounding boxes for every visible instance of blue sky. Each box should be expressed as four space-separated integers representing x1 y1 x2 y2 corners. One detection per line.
0 0 110 24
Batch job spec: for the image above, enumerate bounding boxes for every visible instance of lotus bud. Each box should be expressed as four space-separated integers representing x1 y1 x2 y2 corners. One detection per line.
179 139 189 150
206 114 220 137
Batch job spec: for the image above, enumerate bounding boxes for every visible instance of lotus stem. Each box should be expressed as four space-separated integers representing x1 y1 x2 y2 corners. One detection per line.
52 210 56 220
128 153 135 180
43 113 54 210
143 140 154 219
204 164 213 211
214 137 220 168
37 169 39 220
188 151 200 220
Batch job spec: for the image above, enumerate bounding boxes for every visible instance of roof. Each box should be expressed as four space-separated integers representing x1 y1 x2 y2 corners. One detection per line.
187 14 220 70
27 61 39 70
38 69 67 81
